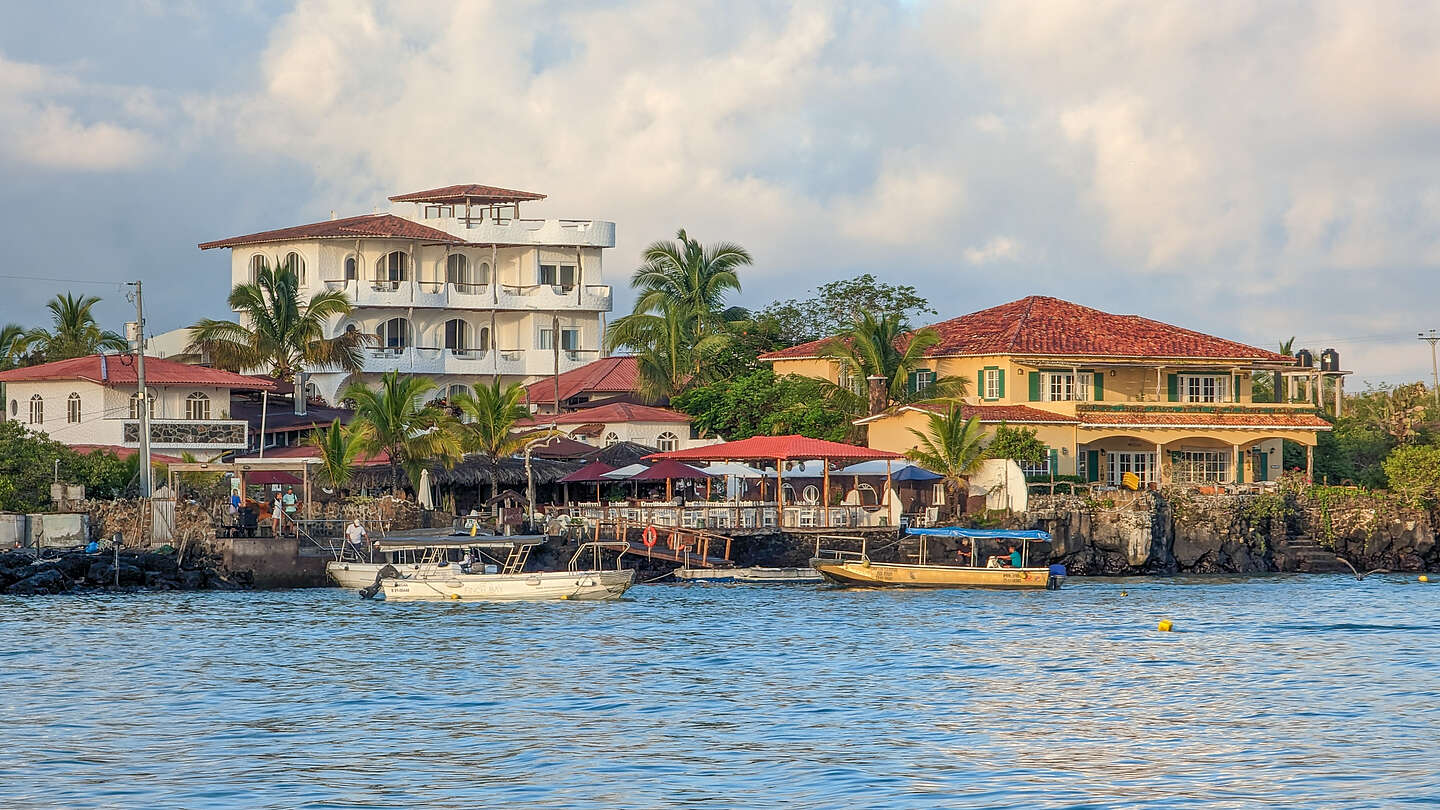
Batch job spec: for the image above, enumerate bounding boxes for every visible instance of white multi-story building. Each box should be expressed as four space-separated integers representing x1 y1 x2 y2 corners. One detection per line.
197 184 615 404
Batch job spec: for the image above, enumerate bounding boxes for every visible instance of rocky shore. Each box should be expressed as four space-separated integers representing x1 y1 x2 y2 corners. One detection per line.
0 549 252 596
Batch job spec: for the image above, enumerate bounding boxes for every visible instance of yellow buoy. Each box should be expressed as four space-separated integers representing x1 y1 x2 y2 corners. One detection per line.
1157 619 1174 632
1421 575 1430 583
1120 590 1128 597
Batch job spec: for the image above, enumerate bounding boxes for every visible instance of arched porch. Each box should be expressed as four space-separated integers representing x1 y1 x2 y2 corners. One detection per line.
1078 429 1320 487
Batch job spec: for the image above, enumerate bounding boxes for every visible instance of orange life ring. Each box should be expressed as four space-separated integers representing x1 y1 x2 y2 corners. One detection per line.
642 525 658 547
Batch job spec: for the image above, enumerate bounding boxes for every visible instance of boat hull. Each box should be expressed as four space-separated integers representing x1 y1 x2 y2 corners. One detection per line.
810 559 1058 590
327 561 429 590
379 569 636 602
674 566 823 584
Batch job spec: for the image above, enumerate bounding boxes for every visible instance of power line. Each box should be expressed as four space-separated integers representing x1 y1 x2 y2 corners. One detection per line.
0 273 128 287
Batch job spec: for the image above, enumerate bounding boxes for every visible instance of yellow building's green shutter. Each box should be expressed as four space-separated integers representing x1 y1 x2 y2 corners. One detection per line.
1028 371 1041 401
1167 374 1179 402
1092 372 1104 401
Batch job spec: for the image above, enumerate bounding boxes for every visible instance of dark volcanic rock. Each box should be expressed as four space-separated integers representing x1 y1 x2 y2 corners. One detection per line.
7 568 69 595
85 561 146 587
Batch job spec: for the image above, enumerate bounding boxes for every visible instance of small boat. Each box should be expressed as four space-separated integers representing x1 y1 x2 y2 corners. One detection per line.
326 530 543 589
376 542 636 602
810 528 1063 590
673 566 823 583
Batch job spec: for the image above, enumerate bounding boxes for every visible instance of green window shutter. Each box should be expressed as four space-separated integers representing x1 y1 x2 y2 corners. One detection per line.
977 369 985 399
1086 450 1101 482
1028 371 1041 401
997 369 1006 399
1092 372 1104 401
1233 374 1241 402
906 370 919 394
1167 373 1179 402
1235 448 1244 483
1048 449 1059 475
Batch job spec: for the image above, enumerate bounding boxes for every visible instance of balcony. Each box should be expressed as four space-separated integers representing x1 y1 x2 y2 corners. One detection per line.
329 280 611 312
361 347 600 377
123 419 249 450
423 216 617 249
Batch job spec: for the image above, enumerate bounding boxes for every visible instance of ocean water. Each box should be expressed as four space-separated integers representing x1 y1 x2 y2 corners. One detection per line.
1 575 1436 809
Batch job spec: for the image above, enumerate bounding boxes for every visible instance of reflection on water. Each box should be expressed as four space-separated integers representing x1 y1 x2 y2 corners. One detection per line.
1 575 1437 808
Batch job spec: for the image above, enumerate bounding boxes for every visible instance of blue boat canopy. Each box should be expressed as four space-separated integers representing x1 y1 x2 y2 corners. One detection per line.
906 528 1052 541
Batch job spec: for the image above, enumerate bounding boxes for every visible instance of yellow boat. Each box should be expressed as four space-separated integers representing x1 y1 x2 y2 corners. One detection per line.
810 528 1063 591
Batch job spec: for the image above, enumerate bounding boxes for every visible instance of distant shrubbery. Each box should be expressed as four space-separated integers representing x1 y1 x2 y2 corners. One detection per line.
0 421 135 512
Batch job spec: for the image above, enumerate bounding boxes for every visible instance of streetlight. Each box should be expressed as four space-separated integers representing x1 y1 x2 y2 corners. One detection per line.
1419 330 1440 408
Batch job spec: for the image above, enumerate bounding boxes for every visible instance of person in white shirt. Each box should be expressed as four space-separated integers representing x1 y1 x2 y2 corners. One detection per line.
344 519 368 559
459 551 475 574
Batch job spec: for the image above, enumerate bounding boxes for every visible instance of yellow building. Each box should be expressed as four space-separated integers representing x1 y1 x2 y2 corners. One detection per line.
760 296 1332 486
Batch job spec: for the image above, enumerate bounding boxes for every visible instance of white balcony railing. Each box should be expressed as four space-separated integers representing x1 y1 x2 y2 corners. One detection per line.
326 280 611 312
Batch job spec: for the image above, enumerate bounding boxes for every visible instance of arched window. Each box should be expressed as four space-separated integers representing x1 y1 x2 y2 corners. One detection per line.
443 319 469 352
28 394 43 424
249 254 268 282
476 261 492 286
446 384 468 401
377 317 409 351
604 432 620 447
66 392 81 424
445 254 469 289
130 392 155 419
186 392 211 420
656 431 679 452
282 251 305 284
377 251 408 284
477 326 491 352
344 255 358 281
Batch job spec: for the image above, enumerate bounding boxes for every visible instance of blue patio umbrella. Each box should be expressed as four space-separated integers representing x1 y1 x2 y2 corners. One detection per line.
891 465 943 482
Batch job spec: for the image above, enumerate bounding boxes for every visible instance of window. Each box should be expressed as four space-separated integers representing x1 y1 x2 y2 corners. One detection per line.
446 384 468 401
249 254 268 282
66 392 81 423
344 256 358 281
1107 452 1156 486
604 432 620 447
982 368 1003 400
1180 374 1228 404
477 326 491 352
28 394 42 424
1171 449 1230 484
1044 372 1090 402
377 318 409 351
186 392 211 420
909 369 936 394
285 251 305 283
130 392 155 419
539 328 553 350
656 432 679 452
1019 456 1050 477
539 263 576 289
561 328 580 351
476 261 492 285
444 319 469 352
377 251 408 283
446 254 469 288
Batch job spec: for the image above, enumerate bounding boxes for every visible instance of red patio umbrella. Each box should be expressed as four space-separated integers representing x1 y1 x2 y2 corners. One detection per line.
629 458 711 501
561 460 618 504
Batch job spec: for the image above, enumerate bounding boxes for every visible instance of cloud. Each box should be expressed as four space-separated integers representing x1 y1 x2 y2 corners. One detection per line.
963 236 1022 265
0 55 158 171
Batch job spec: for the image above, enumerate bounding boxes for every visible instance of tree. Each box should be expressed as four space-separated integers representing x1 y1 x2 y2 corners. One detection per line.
1383 445 1440 507
14 293 128 363
757 273 937 347
188 257 369 383
453 380 531 498
984 424 1046 467
0 421 102 511
605 229 752 399
905 405 987 517
818 311 968 414
1255 336 1297 404
671 367 852 442
344 371 461 491
308 419 364 491
0 323 25 370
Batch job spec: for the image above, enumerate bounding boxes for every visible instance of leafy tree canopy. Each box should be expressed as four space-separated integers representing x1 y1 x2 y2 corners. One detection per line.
984 424 1046 465
1383 444 1440 508
757 273 937 347
0 421 133 511
670 367 851 442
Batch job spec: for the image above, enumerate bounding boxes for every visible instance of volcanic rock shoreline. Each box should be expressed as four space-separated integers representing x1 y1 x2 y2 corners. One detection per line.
0 550 252 596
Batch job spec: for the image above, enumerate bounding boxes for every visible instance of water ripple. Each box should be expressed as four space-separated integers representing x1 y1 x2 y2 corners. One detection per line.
0 575 1437 808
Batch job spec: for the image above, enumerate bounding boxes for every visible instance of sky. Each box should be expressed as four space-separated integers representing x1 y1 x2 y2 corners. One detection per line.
2 0 1438 387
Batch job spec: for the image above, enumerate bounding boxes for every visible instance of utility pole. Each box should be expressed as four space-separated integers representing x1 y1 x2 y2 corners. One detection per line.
128 281 152 498
551 312 561 414
1420 330 1440 408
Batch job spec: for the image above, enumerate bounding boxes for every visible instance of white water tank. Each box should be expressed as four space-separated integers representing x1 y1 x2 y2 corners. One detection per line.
0 513 27 549
27 513 91 550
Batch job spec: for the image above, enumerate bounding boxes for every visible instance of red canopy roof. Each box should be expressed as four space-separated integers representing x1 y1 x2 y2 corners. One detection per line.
0 354 275 390
647 434 902 462
560 461 617 483
628 458 712 481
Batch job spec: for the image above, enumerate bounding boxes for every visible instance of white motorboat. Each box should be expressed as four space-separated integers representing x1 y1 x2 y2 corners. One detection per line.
673 566 822 584
374 541 637 603
326 531 544 590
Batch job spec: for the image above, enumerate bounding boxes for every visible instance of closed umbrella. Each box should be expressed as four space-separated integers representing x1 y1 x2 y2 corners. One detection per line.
418 467 435 509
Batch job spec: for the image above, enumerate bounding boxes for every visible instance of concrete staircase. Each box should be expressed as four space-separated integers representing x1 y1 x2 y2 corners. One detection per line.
1280 537 1353 573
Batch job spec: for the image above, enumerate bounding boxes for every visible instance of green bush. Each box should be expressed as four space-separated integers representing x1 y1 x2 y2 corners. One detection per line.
1382 444 1440 507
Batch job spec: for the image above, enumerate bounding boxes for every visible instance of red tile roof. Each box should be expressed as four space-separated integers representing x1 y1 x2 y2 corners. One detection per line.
649 434 903 462
231 445 392 465
519 402 691 426
760 296 1292 363
71 445 184 464
199 213 463 250
0 355 275 390
388 184 546 204
524 356 641 404
1078 409 1332 430
857 403 1080 425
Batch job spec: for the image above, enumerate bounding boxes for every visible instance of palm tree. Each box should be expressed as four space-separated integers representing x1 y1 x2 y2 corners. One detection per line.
15 293 128 362
819 311 968 414
1266 336 1297 404
453 380 531 499
0 323 25 370
605 229 752 398
187 257 369 382
906 404 987 518
344 371 461 491
308 419 364 491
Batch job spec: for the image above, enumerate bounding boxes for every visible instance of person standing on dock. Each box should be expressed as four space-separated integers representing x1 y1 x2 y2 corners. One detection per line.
345 519 368 557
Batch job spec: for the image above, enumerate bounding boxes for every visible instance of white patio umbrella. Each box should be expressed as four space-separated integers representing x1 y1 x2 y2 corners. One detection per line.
417 467 435 510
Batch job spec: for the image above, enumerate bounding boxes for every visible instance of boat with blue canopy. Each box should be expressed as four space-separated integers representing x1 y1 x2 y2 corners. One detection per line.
810 527 1064 590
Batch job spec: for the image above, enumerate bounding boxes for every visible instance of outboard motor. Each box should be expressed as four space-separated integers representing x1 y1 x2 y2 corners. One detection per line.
1047 563 1067 590
358 564 400 600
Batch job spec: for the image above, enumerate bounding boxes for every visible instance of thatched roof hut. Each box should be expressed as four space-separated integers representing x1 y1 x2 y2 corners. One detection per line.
582 441 657 468
351 454 581 490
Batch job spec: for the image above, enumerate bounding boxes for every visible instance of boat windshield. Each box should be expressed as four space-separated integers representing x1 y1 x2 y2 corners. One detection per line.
905 528 1051 569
